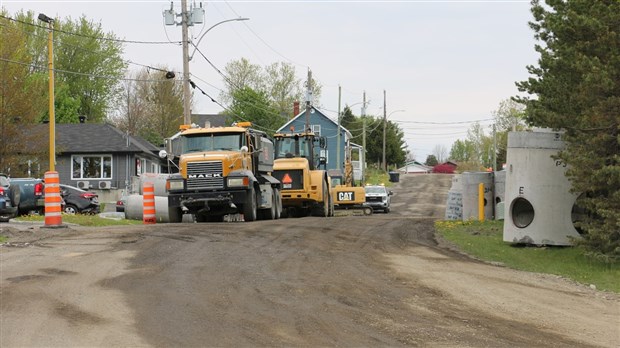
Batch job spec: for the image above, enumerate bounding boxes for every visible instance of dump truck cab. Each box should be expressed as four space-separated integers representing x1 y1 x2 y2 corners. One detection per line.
165 122 281 222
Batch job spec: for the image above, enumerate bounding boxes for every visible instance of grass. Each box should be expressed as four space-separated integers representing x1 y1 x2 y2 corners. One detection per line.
0 235 6 243
14 213 143 227
435 220 620 293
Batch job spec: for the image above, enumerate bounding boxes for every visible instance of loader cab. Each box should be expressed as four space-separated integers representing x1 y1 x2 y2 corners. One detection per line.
274 133 326 170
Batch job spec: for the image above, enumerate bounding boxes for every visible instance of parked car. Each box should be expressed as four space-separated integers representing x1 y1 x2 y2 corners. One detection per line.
364 184 393 213
115 191 127 213
0 174 20 222
59 184 100 214
10 178 45 215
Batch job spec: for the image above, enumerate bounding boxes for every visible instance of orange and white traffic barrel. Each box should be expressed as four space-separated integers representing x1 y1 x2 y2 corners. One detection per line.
44 171 63 227
143 182 156 224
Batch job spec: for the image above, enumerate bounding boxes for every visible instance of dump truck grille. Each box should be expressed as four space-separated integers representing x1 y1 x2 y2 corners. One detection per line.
186 161 224 190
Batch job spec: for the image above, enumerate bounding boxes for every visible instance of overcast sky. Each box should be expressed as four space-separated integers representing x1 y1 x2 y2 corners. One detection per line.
1 0 539 162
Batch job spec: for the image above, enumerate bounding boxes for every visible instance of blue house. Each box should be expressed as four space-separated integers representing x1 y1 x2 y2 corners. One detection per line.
276 107 351 172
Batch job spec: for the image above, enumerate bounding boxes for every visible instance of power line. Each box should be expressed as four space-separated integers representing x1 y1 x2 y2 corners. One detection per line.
0 57 178 83
0 20 179 76
210 3 267 65
393 118 494 125
0 14 182 45
224 1 307 69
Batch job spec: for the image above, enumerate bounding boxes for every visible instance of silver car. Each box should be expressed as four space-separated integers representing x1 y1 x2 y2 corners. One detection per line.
364 185 393 213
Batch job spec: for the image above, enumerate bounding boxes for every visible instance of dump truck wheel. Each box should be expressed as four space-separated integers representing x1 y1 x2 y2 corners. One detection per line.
274 188 281 219
243 186 257 222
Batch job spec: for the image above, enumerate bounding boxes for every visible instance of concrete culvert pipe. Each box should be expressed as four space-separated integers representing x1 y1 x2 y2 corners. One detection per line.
502 130 581 246
511 197 535 228
461 172 494 221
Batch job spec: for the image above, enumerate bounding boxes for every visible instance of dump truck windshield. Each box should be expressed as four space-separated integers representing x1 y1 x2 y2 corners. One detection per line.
182 133 244 154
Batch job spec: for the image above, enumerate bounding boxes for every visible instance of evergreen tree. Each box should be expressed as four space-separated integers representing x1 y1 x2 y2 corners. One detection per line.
515 0 620 261
425 155 438 167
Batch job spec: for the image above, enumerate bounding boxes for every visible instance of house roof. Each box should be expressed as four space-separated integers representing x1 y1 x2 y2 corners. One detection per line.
399 161 432 173
30 123 160 155
276 107 352 138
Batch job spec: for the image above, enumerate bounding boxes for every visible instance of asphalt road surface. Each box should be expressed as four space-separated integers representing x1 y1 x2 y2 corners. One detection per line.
1 174 618 347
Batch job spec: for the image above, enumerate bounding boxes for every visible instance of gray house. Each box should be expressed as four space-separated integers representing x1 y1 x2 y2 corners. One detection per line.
276 107 352 172
29 123 163 202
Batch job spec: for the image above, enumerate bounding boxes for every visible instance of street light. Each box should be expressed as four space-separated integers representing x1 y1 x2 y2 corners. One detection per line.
382 109 405 171
38 13 55 171
189 17 249 61
181 16 249 125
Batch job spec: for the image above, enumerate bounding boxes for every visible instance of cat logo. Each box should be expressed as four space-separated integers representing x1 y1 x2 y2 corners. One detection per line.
282 173 293 189
338 191 355 201
188 173 222 179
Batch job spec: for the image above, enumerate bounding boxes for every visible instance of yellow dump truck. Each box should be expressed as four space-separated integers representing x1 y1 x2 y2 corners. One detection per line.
163 122 282 222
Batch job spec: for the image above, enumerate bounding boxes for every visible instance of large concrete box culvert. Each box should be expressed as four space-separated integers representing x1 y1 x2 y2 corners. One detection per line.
503 131 581 246
445 174 463 220
461 172 494 221
494 170 506 220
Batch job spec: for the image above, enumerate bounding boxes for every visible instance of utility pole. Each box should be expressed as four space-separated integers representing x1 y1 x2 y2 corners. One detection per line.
382 89 387 172
181 0 191 125
38 13 55 171
164 2 204 126
336 85 341 171
361 91 367 185
304 69 312 132
493 123 497 172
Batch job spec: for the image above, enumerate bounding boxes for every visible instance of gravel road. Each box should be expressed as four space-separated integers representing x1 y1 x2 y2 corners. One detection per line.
1 174 618 347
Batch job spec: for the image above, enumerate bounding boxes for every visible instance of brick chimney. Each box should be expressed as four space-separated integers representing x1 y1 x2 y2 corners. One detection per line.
293 101 300 118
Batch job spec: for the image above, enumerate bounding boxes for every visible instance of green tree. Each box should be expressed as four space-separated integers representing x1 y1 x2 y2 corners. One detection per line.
0 11 47 173
264 61 301 118
12 11 126 124
449 139 475 163
220 58 322 123
492 98 527 169
346 114 406 170
340 105 356 130
515 0 620 261
220 58 263 105
110 68 183 146
225 87 282 133
53 84 81 123
55 16 126 123
425 155 438 167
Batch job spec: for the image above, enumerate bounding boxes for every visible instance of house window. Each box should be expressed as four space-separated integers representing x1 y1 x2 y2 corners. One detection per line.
136 158 160 176
311 124 321 136
136 158 146 176
72 155 112 179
